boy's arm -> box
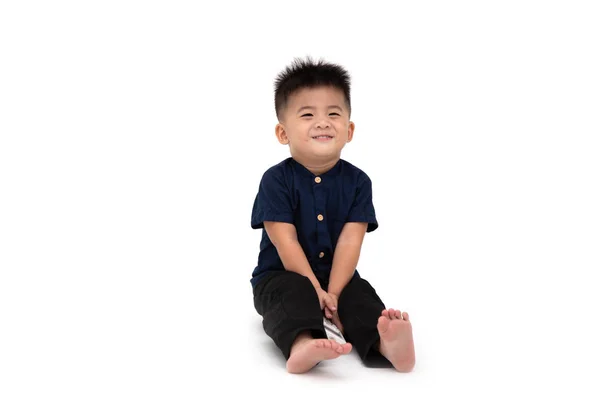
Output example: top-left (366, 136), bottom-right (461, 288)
top-left (327, 222), bottom-right (368, 297)
top-left (264, 221), bottom-right (322, 291)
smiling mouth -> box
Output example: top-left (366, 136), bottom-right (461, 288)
top-left (312, 135), bottom-right (334, 140)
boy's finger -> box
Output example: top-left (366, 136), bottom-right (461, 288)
top-left (325, 297), bottom-right (337, 311)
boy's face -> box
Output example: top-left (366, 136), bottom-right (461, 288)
top-left (276, 85), bottom-right (355, 164)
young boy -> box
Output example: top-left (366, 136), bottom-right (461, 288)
top-left (250, 57), bottom-right (415, 374)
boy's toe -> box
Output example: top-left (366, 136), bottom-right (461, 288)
top-left (377, 315), bottom-right (390, 334)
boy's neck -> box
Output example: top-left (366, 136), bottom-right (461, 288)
top-left (293, 156), bottom-right (340, 176)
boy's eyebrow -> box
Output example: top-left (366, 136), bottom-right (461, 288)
top-left (297, 105), bottom-right (344, 114)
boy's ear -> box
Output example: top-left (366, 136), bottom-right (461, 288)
top-left (347, 121), bottom-right (355, 142)
top-left (275, 123), bottom-right (290, 144)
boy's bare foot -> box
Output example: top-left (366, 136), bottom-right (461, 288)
top-left (377, 308), bottom-right (416, 372)
top-left (286, 332), bottom-right (352, 374)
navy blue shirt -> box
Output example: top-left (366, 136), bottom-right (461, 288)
top-left (250, 157), bottom-right (378, 288)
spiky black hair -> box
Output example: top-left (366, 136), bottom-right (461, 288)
top-left (274, 56), bottom-right (351, 120)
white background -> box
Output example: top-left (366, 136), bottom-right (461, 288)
top-left (1, 1), bottom-right (599, 398)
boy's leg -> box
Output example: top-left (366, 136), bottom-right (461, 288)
top-left (336, 275), bottom-right (389, 365)
top-left (252, 270), bottom-right (327, 359)
top-left (337, 275), bottom-right (415, 371)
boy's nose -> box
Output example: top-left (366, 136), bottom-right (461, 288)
top-left (315, 119), bottom-right (331, 129)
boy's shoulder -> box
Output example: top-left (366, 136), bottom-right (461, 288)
top-left (336, 159), bottom-right (374, 190)
top-left (257, 157), bottom-right (295, 182)
top-left (262, 157), bottom-right (294, 172)
top-left (338, 158), bottom-right (371, 178)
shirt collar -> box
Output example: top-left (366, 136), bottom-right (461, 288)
top-left (290, 157), bottom-right (342, 179)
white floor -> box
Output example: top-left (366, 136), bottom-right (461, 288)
top-left (209, 263), bottom-right (598, 399)
top-left (3, 266), bottom-right (597, 399)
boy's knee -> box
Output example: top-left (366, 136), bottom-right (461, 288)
top-left (269, 272), bottom-right (322, 314)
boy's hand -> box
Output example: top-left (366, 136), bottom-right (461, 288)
top-left (326, 293), bottom-right (344, 334)
top-left (324, 292), bottom-right (338, 319)
top-left (315, 287), bottom-right (337, 318)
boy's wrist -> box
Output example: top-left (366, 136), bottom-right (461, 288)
top-left (309, 277), bottom-right (323, 292)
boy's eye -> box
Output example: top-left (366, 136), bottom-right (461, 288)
top-left (329, 113), bottom-right (340, 116)
top-left (301, 113), bottom-right (313, 117)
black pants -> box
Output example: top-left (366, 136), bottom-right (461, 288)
top-left (253, 270), bottom-right (391, 366)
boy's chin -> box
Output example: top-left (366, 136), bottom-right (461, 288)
top-left (312, 144), bottom-right (341, 154)
top-left (293, 147), bottom-right (342, 161)
top-left (312, 150), bottom-right (342, 160)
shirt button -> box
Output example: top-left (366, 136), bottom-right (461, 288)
top-left (315, 177), bottom-right (322, 183)
top-left (317, 214), bottom-right (324, 221)
top-left (319, 252), bottom-right (325, 258)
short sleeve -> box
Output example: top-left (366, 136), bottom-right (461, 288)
top-left (346, 173), bottom-right (378, 232)
top-left (251, 168), bottom-right (294, 229)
